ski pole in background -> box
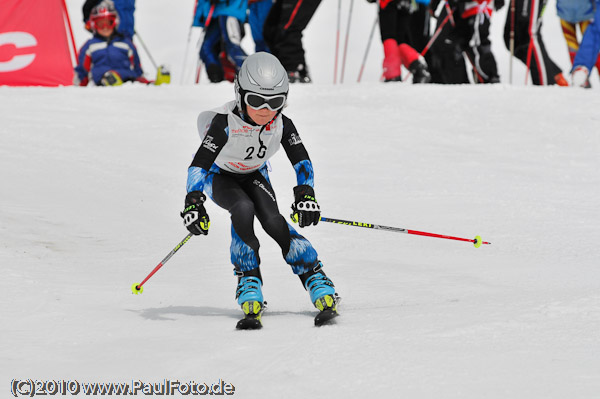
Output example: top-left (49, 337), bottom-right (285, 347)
top-left (421, 3), bottom-right (453, 58)
top-left (404, 2), bottom-right (453, 82)
top-left (340, 0), bottom-right (354, 83)
top-left (357, 13), bottom-right (378, 83)
top-left (334, 0), bottom-right (341, 84)
top-left (509, 0), bottom-right (515, 84)
top-left (134, 31), bottom-right (158, 71)
top-left (195, 3), bottom-right (216, 84)
top-left (181, 0), bottom-right (200, 83)
top-left (320, 217), bottom-right (491, 248)
top-left (131, 233), bottom-right (194, 294)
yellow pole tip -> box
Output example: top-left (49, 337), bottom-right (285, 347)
top-left (473, 235), bottom-right (482, 248)
top-left (131, 283), bottom-right (143, 295)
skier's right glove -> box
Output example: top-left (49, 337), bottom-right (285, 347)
top-left (181, 191), bottom-right (210, 235)
top-left (291, 185), bottom-right (321, 228)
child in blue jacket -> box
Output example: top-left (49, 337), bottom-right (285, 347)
top-left (74, 2), bottom-right (145, 86)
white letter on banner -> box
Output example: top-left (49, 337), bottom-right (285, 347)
top-left (0, 32), bottom-right (37, 72)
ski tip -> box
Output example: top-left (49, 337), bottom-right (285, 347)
top-left (131, 283), bottom-right (143, 295)
top-left (236, 317), bottom-right (263, 330)
top-left (314, 309), bottom-right (339, 327)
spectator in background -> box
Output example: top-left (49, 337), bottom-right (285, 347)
top-left (248, 0), bottom-right (274, 53)
top-left (504, 0), bottom-right (568, 86)
top-left (194, 0), bottom-right (248, 83)
top-left (429, 0), bottom-right (501, 84)
top-left (557, 0), bottom-right (599, 77)
top-left (571, 0), bottom-right (600, 87)
top-left (366, 0), bottom-right (432, 83)
top-left (263, 0), bottom-right (321, 83)
top-left (83, 0), bottom-right (135, 39)
top-left (74, 2), bottom-right (146, 86)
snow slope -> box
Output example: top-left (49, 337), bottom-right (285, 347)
top-left (2, 1), bottom-right (600, 398)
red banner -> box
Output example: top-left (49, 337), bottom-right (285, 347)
top-left (0, 0), bottom-right (74, 86)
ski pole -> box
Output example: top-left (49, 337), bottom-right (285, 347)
top-left (181, 0), bottom-right (200, 84)
top-left (357, 13), bottom-right (378, 83)
top-left (421, 6), bottom-right (453, 57)
top-left (404, 5), bottom-right (453, 82)
top-left (509, 0), bottom-right (515, 84)
top-left (334, 0), bottom-right (341, 84)
top-left (195, 4), bottom-right (216, 84)
top-left (134, 31), bottom-right (158, 71)
top-left (131, 233), bottom-right (194, 294)
top-left (340, 0), bottom-right (354, 84)
top-left (320, 217), bottom-right (491, 248)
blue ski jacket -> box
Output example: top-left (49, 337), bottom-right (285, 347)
top-left (557, 0), bottom-right (595, 23)
top-left (74, 34), bottom-right (143, 85)
top-left (192, 0), bottom-right (248, 27)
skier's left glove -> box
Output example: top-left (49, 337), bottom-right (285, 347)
top-left (494, 0), bottom-right (505, 10)
top-left (291, 185), bottom-right (320, 228)
top-left (181, 191), bottom-right (210, 235)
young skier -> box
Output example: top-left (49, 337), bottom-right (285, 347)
top-left (181, 52), bottom-right (338, 329)
top-left (74, 2), bottom-right (146, 86)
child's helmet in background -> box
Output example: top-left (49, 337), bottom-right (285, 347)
top-left (90, 1), bottom-right (120, 32)
top-left (235, 52), bottom-right (289, 112)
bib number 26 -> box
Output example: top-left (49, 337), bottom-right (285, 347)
top-left (244, 145), bottom-right (267, 160)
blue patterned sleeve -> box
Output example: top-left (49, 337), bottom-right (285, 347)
top-left (187, 166), bottom-right (208, 193)
top-left (293, 160), bottom-right (314, 188)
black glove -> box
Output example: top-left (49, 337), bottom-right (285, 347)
top-left (494, 0), bottom-right (504, 10)
top-left (181, 191), bottom-right (210, 235)
top-left (290, 185), bottom-right (320, 228)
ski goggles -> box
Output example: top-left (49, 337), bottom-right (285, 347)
top-left (244, 92), bottom-right (286, 111)
top-left (92, 16), bottom-right (117, 30)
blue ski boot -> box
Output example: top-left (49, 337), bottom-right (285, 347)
top-left (235, 268), bottom-right (265, 330)
top-left (299, 262), bottom-right (339, 326)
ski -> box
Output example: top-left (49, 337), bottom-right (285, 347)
top-left (236, 301), bottom-right (265, 330)
top-left (314, 308), bottom-right (339, 326)
top-left (314, 294), bottom-right (341, 327)
top-left (236, 314), bottom-right (262, 330)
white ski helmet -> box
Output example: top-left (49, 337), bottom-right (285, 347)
top-left (235, 52), bottom-right (289, 112)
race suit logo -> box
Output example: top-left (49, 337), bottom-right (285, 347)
top-left (253, 180), bottom-right (276, 202)
top-left (202, 135), bottom-right (219, 153)
top-left (288, 132), bottom-right (302, 146)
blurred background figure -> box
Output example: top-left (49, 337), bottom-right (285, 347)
top-left (248, 0), bottom-right (274, 52)
top-left (504, 0), bottom-right (568, 85)
top-left (570, 0), bottom-right (600, 87)
top-left (557, 0), bottom-right (599, 81)
top-left (194, 0), bottom-right (249, 83)
top-left (74, 1), bottom-right (147, 86)
top-left (366, 0), bottom-right (432, 83)
top-left (83, 0), bottom-right (136, 39)
top-left (263, 0), bottom-right (321, 83)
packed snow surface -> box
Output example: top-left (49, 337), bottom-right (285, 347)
top-left (1, 1), bottom-right (599, 398)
